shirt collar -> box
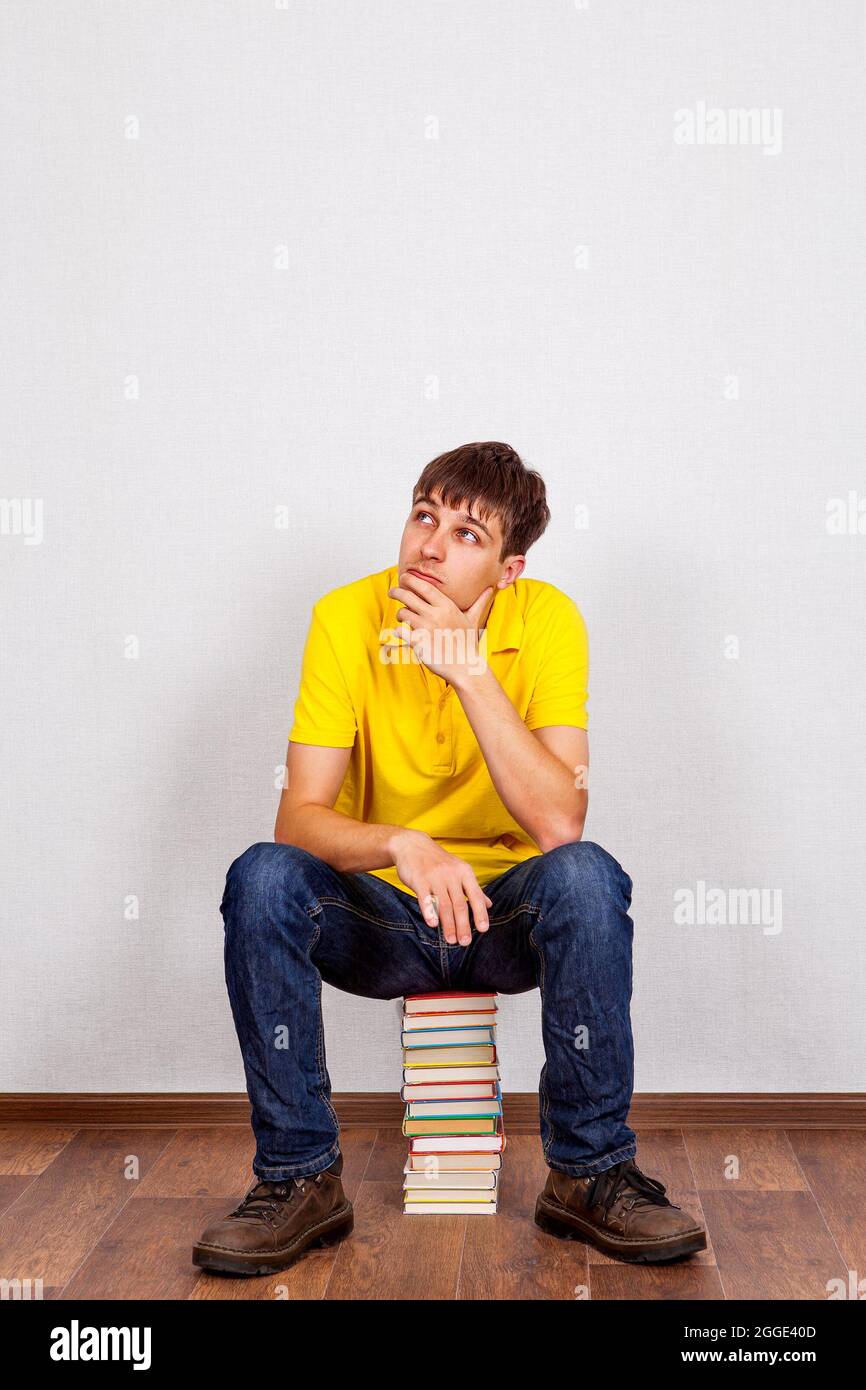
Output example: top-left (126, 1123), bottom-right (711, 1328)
top-left (383, 564), bottom-right (524, 654)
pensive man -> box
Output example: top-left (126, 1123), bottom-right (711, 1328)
top-left (193, 440), bottom-right (707, 1274)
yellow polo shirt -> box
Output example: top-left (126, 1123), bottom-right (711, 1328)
top-left (288, 563), bottom-right (589, 896)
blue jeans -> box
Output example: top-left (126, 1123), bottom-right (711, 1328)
top-left (220, 839), bottom-right (638, 1180)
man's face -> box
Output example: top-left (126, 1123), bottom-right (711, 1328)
top-left (397, 489), bottom-right (525, 616)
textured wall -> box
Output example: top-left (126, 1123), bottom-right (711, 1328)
top-left (2, 0), bottom-right (864, 1095)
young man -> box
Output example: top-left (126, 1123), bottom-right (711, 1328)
top-left (193, 441), bottom-right (707, 1275)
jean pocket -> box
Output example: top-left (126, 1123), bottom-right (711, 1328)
top-left (314, 895), bottom-right (419, 935)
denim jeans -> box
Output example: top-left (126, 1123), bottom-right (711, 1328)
top-left (220, 838), bottom-right (638, 1181)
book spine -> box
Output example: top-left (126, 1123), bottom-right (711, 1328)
top-left (400, 992), bottom-right (503, 1210)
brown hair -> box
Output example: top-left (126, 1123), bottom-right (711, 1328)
top-left (411, 441), bottom-right (550, 561)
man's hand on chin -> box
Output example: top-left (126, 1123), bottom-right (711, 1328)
top-left (385, 571), bottom-right (494, 685)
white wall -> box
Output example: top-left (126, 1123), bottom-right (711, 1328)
top-left (2, 0), bottom-right (864, 1094)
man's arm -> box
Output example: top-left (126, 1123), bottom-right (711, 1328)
top-left (453, 669), bottom-right (588, 851)
top-left (387, 574), bottom-right (590, 854)
top-left (280, 586), bottom-right (494, 942)
top-left (274, 741), bottom-right (405, 873)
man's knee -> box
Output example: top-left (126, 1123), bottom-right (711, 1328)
top-left (541, 839), bottom-right (632, 901)
top-left (223, 841), bottom-right (316, 907)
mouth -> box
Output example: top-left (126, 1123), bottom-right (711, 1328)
top-left (406, 567), bottom-right (444, 586)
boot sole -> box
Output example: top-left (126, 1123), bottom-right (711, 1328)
top-left (534, 1194), bottom-right (706, 1264)
top-left (192, 1202), bottom-right (354, 1277)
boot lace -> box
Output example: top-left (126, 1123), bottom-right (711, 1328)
top-left (231, 1177), bottom-right (308, 1225)
top-left (586, 1160), bottom-right (679, 1217)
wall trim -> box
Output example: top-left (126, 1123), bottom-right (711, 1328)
top-left (1, 1092), bottom-right (864, 1127)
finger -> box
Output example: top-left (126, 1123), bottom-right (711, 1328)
top-left (408, 629), bottom-right (434, 665)
top-left (380, 625), bottom-right (412, 657)
top-left (464, 879), bottom-right (490, 933)
top-left (446, 881), bottom-right (472, 947)
top-left (437, 885), bottom-right (458, 945)
top-left (464, 585), bottom-right (494, 626)
top-left (389, 584), bottom-right (429, 616)
top-left (419, 890), bottom-right (439, 930)
top-left (395, 611), bottom-right (421, 632)
top-left (396, 573), bottom-right (443, 601)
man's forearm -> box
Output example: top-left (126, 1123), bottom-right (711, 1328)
top-left (454, 665), bottom-right (585, 849)
top-left (275, 803), bottom-right (408, 875)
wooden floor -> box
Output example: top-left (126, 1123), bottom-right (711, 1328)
top-left (0, 1124), bottom-right (862, 1300)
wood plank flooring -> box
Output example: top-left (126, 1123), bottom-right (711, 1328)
top-left (0, 1124), bottom-right (861, 1300)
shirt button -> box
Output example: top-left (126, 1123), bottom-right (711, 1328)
top-left (436, 733), bottom-right (445, 743)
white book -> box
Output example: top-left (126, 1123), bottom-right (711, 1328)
top-left (405, 1152), bottom-right (502, 1172)
top-left (402, 1027), bottom-right (496, 1048)
top-left (406, 1098), bottom-right (501, 1118)
top-left (403, 1045), bottom-right (495, 1066)
top-left (404, 1187), bottom-right (496, 1201)
top-left (402, 1010), bottom-right (497, 1031)
top-left (404, 1201), bottom-right (498, 1215)
top-left (403, 1170), bottom-right (498, 1190)
top-left (404, 993), bottom-right (496, 1015)
top-left (402, 1081), bottom-right (496, 1101)
top-left (409, 1133), bottom-right (503, 1153)
top-left (403, 1065), bottom-right (500, 1084)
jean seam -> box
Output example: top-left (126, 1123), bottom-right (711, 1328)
top-left (314, 895), bottom-right (418, 933)
top-left (309, 919), bottom-right (341, 1143)
top-left (528, 911), bottom-right (552, 1162)
top-left (439, 926), bottom-right (449, 984)
top-left (487, 902), bottom-right (540, 926)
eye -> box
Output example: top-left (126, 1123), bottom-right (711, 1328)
top-left (412, 510), bottom-right (479, 543)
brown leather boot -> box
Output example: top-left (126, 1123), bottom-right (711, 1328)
top-left (192, 1152), bottom-right (353, 1276)
top-left (535, 1157), bottom-right (706, 1264)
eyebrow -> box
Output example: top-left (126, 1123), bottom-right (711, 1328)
top-left (412, 494), bottom-right (494, 541)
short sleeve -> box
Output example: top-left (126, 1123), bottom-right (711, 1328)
top-left (288, 603), bottom-right (358, 748)
top-left (524, 595), bottom-right (589, 731)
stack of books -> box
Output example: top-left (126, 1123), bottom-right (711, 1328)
top-left (401, 990), bottom-right (505, 1214)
